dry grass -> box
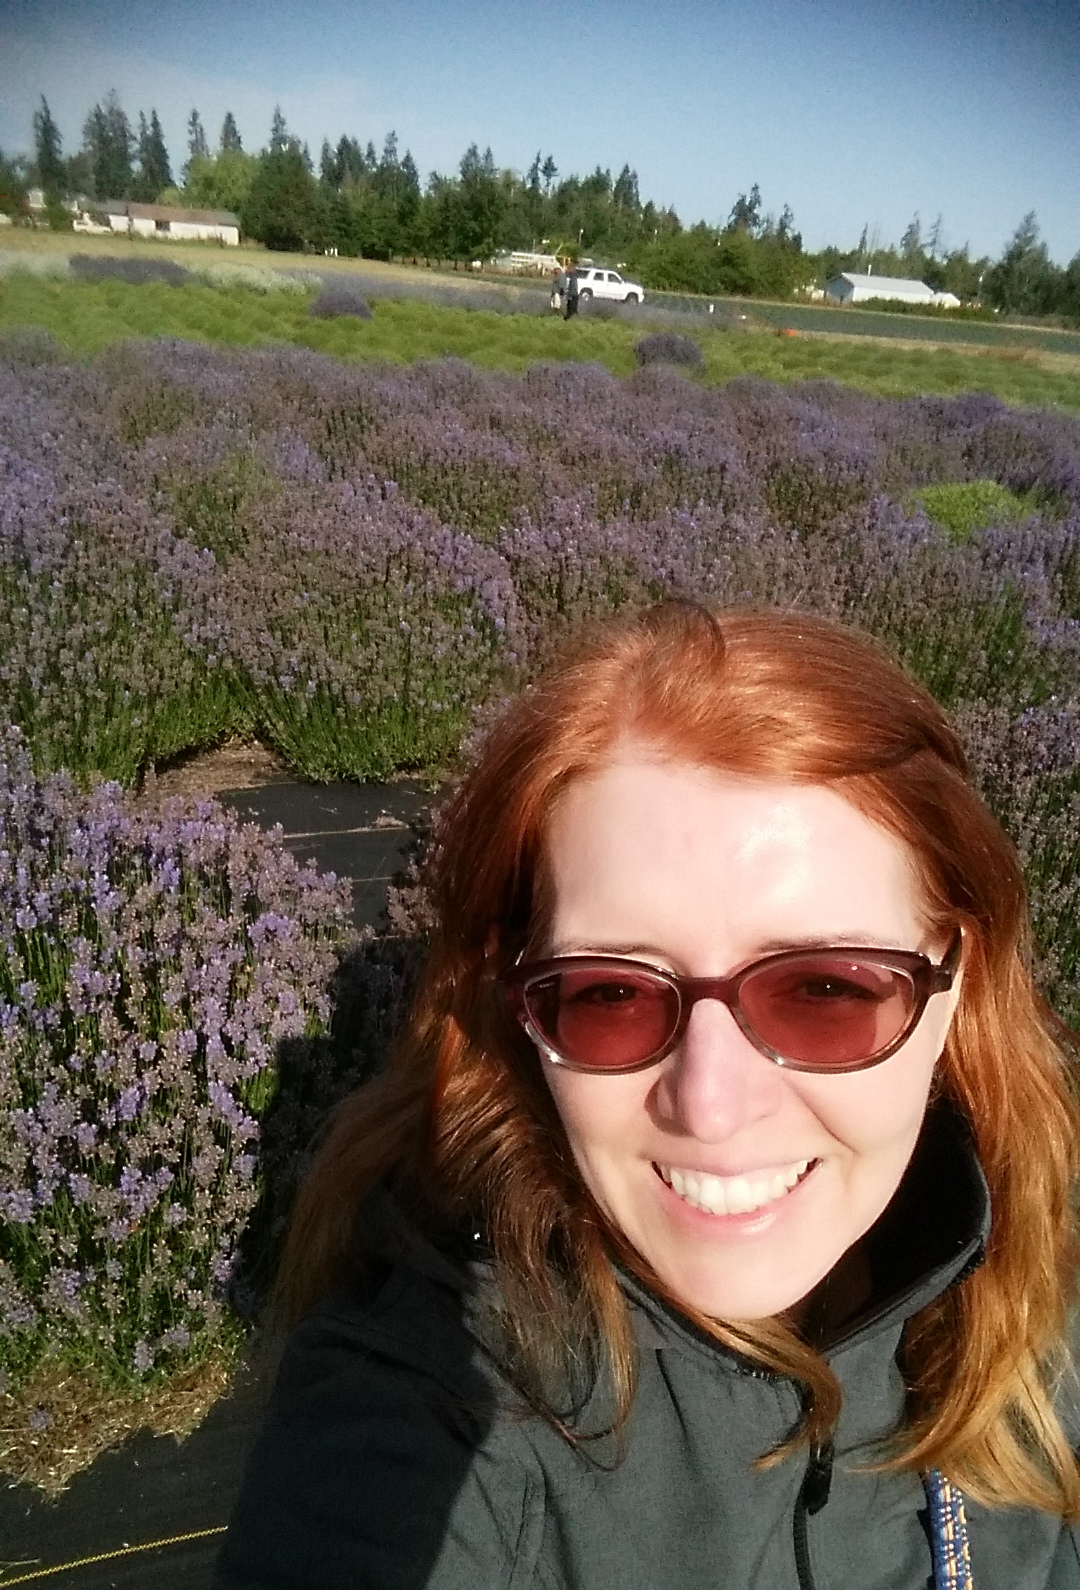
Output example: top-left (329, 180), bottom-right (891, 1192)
top-left (0, 1352), bottom-right (237, 1496)
top-left (143, 736), bottom-right (292, 798)
top-left (0, 228), bottom-right (505, 294)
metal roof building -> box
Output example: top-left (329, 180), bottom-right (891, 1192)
top-left (75, 200), bottom-right (240, 245)
top-left (825, 273), bottom-right (960, 308)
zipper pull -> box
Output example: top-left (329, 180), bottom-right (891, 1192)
top-left (801, 1439), bottom-right (834, 1516)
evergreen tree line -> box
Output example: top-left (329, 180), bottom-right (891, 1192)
top-left (4, 93), bottom-right (1079, 318)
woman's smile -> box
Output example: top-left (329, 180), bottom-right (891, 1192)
top-left (656, 1157), bottom-right (814, 1217)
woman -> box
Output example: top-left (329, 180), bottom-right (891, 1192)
top-left (218, 603), bottom-right (1080, 1590)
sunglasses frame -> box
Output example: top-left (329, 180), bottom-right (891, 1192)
top-left (501, 931), bottom-right (963, 1076)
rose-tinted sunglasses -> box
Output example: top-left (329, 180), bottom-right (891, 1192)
top-left (501, 933), bottom-right (962, 1075)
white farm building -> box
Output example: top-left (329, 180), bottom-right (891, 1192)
top-left (489, 250), bottom-right (563, 275)
top-left (74, 201), bottom-right (240, 246)
top-left (825, 273), bottom-right (961, 309)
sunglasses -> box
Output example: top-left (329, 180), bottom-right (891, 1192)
top-left (501, 932), bottom-right (962, 1075)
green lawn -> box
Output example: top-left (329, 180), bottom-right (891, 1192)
top-left (2, 270), bottom-right (1079, 412)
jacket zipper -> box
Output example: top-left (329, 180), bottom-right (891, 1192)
top-left (793, 1439), bottom-right (834, 1590)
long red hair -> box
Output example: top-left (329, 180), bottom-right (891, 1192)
top-left (280, 603), bottom-right (1080, 1513)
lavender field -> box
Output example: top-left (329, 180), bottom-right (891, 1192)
top-left (2, 331), bottom-right (1080, 1470)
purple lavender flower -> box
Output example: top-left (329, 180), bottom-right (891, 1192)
top-left (0, 729), bottom-right (349, 1390)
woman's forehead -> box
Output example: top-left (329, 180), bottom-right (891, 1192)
top-left (540, 756), bottom-right (932, 957)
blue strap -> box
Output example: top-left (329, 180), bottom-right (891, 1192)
top-left (925, 1469), bottom-right (975, 1588)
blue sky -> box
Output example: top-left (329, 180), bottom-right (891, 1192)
top-left (1, 0), bottom-right (1077, 265)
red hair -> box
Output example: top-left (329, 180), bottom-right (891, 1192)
top-left (280, 603), bottom-right (1080, 1513)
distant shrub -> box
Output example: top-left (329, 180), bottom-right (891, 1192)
top-left (196, 263), bottom-right (315, 294)
top-left (633, 331), bottom-right (704, 369)
top-left (69, 254), bottom-right (193, 288)
top-left (853, 297), bottom-right (993, 321)
top-left (0, 722), bottom-right (350, 1396)
top-left (0, 252), bottom-right (68, 280)
top-left (308, 284), bottom-right (373, 321)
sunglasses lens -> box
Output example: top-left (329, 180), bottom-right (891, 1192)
top-left (739, 954), bottom-right (916, 1067)
top-left (524, 966), bottom-right (678, 1070)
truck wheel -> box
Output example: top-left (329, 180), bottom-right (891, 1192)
top-left (578, 288), bottom-right (592, 301)
top-left (624, 293), bottom-right (639, 304)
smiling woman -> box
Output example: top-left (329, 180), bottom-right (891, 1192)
top-left (217, 603), bottom-right (1080, 1590)
top-left (530, 762), bottom-right (964, 1326)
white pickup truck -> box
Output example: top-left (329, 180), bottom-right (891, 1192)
top-left (571, 266), bottom-right (645, 304)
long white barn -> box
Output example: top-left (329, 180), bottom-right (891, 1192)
top-left (74, 201), bottom-right (240, 246)
top-left (825, 272), bottom-right (961, 309)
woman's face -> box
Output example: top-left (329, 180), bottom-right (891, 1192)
top-left (537, 753), bottom-right (962, 1321)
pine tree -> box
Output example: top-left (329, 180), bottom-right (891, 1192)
top-left (135, 109), bottom-right (172, 200)
top-left (927, 214), bottom-right (944, 260)
top-left (900, 213), bottom-right (922, 262)
top-left (182, 109), bottom-right (208, 186)
top-left (373, 132), bottom-right (401, 200)
top-left (983, 212), bottom-right (1059, 315)
top-left (269, 106), bottom-right (289, 154)
top-left (135, 112), bottom-right (152, 200)
top-left (33, 97), bottom-right (65, 197)
top-left (187, 109), bottom-right (209, 162)
top-left (727, 184), bottom-right (762, 236)
top-left (336, 136), bottom-right (366, 185)
top-left (242, 139), bottom-right (319, 251)
top-left (83, 91), bottom-right (134, 199)
top-left (400, 151), bottom-right (420, 197)
top-left (149, 111), bottom-right (172, 191)
top-left (613, 165), bottom-right (639, 212)
top-left (220, 112), bottom-right (242, 153)
top-left (455, 143), bottom-right (504, 261)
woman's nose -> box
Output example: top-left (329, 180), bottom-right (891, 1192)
top-left (654, 998), bottom-right (785, 1140)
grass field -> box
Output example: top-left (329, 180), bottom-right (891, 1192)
top-left (2, 257), bottom-right (1080, 412)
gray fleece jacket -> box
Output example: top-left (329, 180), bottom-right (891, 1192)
top-left (216, 1104), bottom-right (1080, 1590)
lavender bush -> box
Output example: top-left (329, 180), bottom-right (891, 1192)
top-left (634, 331), bottom-right (705, 370)
top-left (68, 254), bottom-right (194, 289)
top-left (0, 724), bottom-right (350, 1394)
top-left (309, 284), bottom-right (373, 320)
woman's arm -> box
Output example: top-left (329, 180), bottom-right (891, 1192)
top-left (215, 1285), bottom-right (539, 1590)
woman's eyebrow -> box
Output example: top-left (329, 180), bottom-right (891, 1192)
top-left (752, 933), bottom-right (916, 954)
top-left (545, 933), bottom-right (927, 962)
top-left (545, 940), bottom-right (668, 959)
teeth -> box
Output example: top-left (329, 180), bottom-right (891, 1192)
top-left (662, 1159), bottom-right (810, 1216)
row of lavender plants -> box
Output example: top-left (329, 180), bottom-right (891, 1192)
top-left (3, 336), bottom-right (1079, 776)
top-left (0, 723), bottom-right (351, 1405)
top-left (1, 329), bottom-right (1079, 1416)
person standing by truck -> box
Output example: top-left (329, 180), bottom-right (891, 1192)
top-left (564, 263), bottom-right (579, 319)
